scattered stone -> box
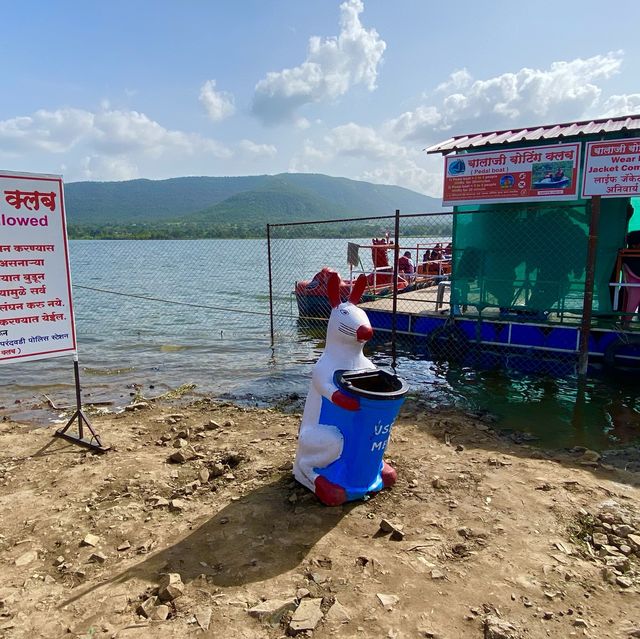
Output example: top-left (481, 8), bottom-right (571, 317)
top-left (222, 419), bottom-right (235, 428)
top-left (432, 477), bottom-right (448, 490)
top-left (158, 573), bottom-right (185, 602)
top-left (81, 533), bottom-right (100, 547)
top-left (205, 420), bottom-right (220, 430)
top-left (169, 450), bottom-right (188, 464)
top-left (379, 519), bottom-right (404, 540)
top-left (616, 575), bottom-right (633, 588)
top-left (248, 598), bottom-right (296, 625)
top-left (169, 499), bottom-right (185, 513)
top-left (289, 598), bottom-right (324, 633)
top-left (430, 569), bottom-right (445, 580)
top-left (573, 619), bottom-right (588, 628)
top-left (199, 468), bottom-right (210, 483)
top-left (627, 533), bottom-right (640, 548)
top-left (117, 541), bottom-right (131, 552)
top-left (613, 524), bottom-right (634, 538)
top-left (210, 463), bottom-right (226, 477)
top-left (137, 596), bottom-right (158, 618)
top-left (484, 615), bottom-right (519, 639)
top-left (619, 544), bottom-right (633, 555)
top-left (151, 605), bottom-right (170, 621)
top-left (173, 438), bottom-right (188, 449)
top-left (325, 599), bottom-right (351, 625)
top-left (376, 593), bottom-right (399, 610)
top-left (543, 611), bottom-right (554, 620)
top-left (54, 555), bottom-right (65, 566)
top-left (195, 606), bottom-right (212, 630)
top-left (125, 401), bottom-right (150, 411)
top-left (89, 552), bottom-right (107, 563)
top-left (15, 550), bottom-right (37, 566)
top-left (592, 532), bottom-right (608, 547)
top-left (153, 497), bottom-right (170, 508)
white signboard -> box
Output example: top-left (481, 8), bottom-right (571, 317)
top-left (582, 138), bottom-right (640, 198)
top-left (0, 171), bottom-right (76, 363)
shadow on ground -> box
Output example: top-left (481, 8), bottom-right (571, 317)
top-left (62, 475), bottom-right (351, 607)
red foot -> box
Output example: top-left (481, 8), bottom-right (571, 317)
top-left (314, 475), bottom-right (347, 506)
top-left (381, 462), bottom-right (397, 488)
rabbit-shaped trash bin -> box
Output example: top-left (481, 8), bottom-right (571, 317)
top-left (293, 272), bottom-right (408, 506)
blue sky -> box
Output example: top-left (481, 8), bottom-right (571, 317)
top-left (2, 0), bottom-right (639, 196)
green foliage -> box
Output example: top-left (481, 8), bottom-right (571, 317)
top-left (64, 173), bottom-right (445, 239)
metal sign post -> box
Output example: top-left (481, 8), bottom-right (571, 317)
top-left (54, 355), bottom-right (110, 453)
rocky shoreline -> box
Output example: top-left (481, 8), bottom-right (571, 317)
top-left (0, 394), bottom-right (638, 638)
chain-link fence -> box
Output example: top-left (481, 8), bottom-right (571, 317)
top-left (268, 210), bottom-right (640, 380)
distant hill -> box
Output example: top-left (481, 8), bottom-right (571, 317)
top-left (65, 173), bottom-right (443, 227)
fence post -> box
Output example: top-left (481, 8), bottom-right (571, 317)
top-left (266, 223), bottom-right (275, 345)
top-left (391, 209), bottom-right (400, 369)
top-left (578, 195), bottom-right (601, 377)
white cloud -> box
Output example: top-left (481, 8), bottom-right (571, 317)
top-left (0, 106), bottom-right (232, 181)
top-left (238, 139), bottom-right (277, 158)
top-left (0, 107), bottom-right (231, 158)
top-left (325, 122), bottom-right (407, 161)
top-left (391, 51), bottom-right (629, 143)
top-left (252, 0), bottom-right (385, 125)
top-left (599, 93), bottom-right (640, 118)
top-left (199, 79), bottom-right (236, 122)
top-left (80, 155), bottom-right (139, 181)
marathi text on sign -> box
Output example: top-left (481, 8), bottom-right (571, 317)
top-left (442, 143), bottom-right (581, 206)
top-left (582, 138), bottom-right (640, 198)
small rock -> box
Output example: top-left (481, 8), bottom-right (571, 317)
top-left (325, 599), bottom-right (351, 625)
top-left (151, 605), bottom-right (170, 621)
top-left (169, 499), bottom-right (185, 513)
top-left (89, 552), bottom-right (107, 563)
top-left (248, 598), bottom-right (296, 625)
top-left (432, 477), bottom-right (448, 489)
top-left (158, 573), bottom-right (185, 602)
top-left (484, 614), bottom-right (518, 639)
top-left (153, 497), bottom-right (170, 508)
top-left (173, 438), bottom-right (188, 449)
top-left (379, 519), bottom-right (404, 540)
top-left (210, 462), bottom-right (226, 477)
top-left (125, 401), bottom-right (150, 411)
top-left (54, 555), bottom-right (65, 566)
top-left (592, 532), bottom-right (608, 547)
top-left (430, 569), bottom-right (445, 580)
top-left (580, 449), bottom-right (600, 462)
top-left (543, 611), bottom-right (554, 620)
top-left (613, 524), bottom-right (634, 538)
top-left (199, 469), bottom-right (210, 483)
top-left (289, 598), bottom-right (324, 632)
top-left (223, 419), bottom-right (235, 428)
top-left (195, 606), bottom-right (212, 630)
top-left (296, 588), bottom-right (310, 600)
top-left (137, 596), bottom-right (158, 618)
top-left (205, 420), bottom-right (220, 430)
top-left (616, 575), bottom-right (633, 588)
top-left (376, 593), bottom-right (399, 610)
top-left (15, 550), bottom-right (38, 566)
top-left (619, 544), bottom-right (633, 555)
top-left (117, 541), bottom-right (131, 551)
top-left (573, 619), bottom-right (588, 628)
top-left (81, 533), bottom-right (100, 547)
top-left (627, 533), bottom-right (640, 548)
top-left (169, 450), bottom-right (188, 464)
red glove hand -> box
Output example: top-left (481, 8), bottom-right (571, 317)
top-left (331, 390), bottom-right (359, 411)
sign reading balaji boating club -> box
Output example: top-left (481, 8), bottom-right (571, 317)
top-left (442, 143), bottom-right (581, 206)
top-left (582, 137), bottom-right (640, 198)
top-left (0, 171), bottom-right (76, 363)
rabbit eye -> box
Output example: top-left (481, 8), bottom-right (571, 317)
top-left (339, 309), bottom-right (349, 315)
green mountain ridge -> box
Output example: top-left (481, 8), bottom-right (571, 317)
top-left (64, 173), bottom-right (446, 238)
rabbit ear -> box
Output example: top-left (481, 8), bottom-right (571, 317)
top-left (349, 274), bottom-right (368, 305)
top-left (327, 271), bottom-right (341, 308)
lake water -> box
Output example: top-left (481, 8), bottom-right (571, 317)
top-left (1, 238), bottom-right (638, 450)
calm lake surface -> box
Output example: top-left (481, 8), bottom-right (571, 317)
top-left (1, 238), bottom-right (638, 450)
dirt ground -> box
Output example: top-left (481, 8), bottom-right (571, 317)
top-left (0, 394), bottom-right (638, 639)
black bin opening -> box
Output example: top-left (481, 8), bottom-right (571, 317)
top-left (335, 369), bottom-right (408, 400)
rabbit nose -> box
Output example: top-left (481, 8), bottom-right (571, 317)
top-left (356, 325), bottom-right (373, 341)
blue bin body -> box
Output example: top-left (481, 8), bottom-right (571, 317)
top-left (314, 369), bottom-right (407, 501)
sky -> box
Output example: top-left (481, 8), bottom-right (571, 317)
top-left (2, 0), bottom-right (639, 197)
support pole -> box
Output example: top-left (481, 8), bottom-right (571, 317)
top-left (54, 355), bottom-right (110, 453)
top-left (578, 195), bottom-right (601, 377)
top-left (266, 223), bottom-right (275, 345)
top-left (391, 209), bottom-right (400, 370)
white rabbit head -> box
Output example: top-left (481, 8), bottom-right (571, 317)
top-left (326, 272), bottom-right (373, 347)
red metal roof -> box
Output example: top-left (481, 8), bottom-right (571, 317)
top-left (425, 114), bottom-right (640, 154)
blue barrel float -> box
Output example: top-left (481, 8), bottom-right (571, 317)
top-left (315, 368), bottom-right (408, 502)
